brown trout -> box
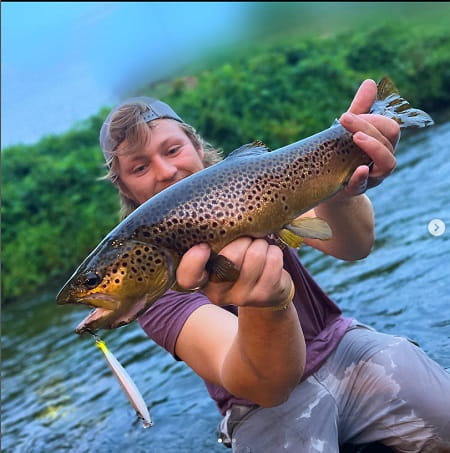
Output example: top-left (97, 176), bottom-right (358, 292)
top-left (56, 77), bottom-right (433, 333)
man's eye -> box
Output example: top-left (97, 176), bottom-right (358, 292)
top-left (132, 165), bottom-right (147, 174)
top-left (168, 146), bottom-right (180, 155)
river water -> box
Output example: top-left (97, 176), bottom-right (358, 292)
top-left (2, 121), bottom-right (449, 453)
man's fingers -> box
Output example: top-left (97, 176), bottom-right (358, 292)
top-left (202, 239), bottom-right (290, 308)
top-left (216, 237), bottom-right (253, 270)
top-left (353, 132), bottom-right (396, 178)
top-left (340, 113), bottom-right (394, 153)
top-left (354, 114), bottom-right (401, 150)
top-left (347, 79), bottom-right (377, 115)
top-left (176, 243), bottom-right (211, 290)
top-left (344, 166), bottom-right (370, 196)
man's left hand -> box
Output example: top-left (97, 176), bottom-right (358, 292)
top-left (339, 79), bottom-right (401, 196)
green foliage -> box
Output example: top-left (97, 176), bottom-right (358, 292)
top-left (2, 116), bottom-right (119, 302)
top-left (144, 23), bottom-right (450, 153)
top-left (2, 21), bottom-right (450, 303)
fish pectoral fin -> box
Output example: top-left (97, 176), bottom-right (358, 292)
top-left (279, 229), bottom-right (304, 249)
top-left (143, 252), bottom-right (177, 302)
top-left (206, 253), bottom-right (240, 283)
top-left (287, 217), bottom-right (333, 241)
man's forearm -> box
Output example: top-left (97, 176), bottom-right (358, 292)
top-left (306, 193), bottom-right (375, 261)
top-left (221, 303), bottom-right (305, 407)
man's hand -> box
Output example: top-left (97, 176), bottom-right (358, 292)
top-left (176, 238), bottom-right (293, 309)
top-left (339, 79), bottom-right (400, 196)
top-left (174, 239), bottom-right (304, 407)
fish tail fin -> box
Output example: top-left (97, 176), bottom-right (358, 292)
top-left (370, 76), bottom-right (434, 128)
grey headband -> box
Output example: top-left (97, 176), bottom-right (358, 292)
top-left (99, 96), bottom-right (183, 164)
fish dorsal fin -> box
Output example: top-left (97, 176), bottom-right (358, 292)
top-left (226, 140), bottom-right (271, 160)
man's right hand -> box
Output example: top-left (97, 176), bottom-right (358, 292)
top-left (176, 238), bottom-right (293, 309)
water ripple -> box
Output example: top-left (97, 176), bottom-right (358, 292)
top-left (2, 122), bottom-right (449, 452)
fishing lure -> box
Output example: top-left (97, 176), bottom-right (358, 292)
top-left (92, 333), bottom-right (153, 428)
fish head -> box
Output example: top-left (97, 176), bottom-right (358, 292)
top-left (56, 238), bottom-right (178, 331)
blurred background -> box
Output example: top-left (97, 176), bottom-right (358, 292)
top-left (3, 2), bottom-right (450, 148)
top-left (2, 2), bottom-right (450, 452)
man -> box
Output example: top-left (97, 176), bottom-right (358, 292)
top-left (99, 80), bottom-right (450, 452)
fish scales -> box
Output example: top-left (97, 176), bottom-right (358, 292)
top-left (118, 124), bottom-right (362, 254)
top-left (56, 77), bottom-right (434, 333)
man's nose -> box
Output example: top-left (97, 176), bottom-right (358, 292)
top-left (154, 157), bottom-right (177, 181)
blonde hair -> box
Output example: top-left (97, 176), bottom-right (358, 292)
top-left (101, 103), bottom-right (222, 218)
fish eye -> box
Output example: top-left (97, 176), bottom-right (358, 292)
top-left (84, 272), bottom-right (102, 289)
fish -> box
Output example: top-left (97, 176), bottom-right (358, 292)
top-left (95, 336), bottom-right (153, 428)
top-left (56, 76), bottom-right (434, 333)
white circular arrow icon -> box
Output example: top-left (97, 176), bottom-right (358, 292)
top-left (428, 219), bottom-right (446, 237)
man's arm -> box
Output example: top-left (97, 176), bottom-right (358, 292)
top-left (304, 79), bottom-right (400, 260)
top-left (172, 80), bottom-right (401, 406)
top-left (174, 239), bottom-right (306, 407)
top-left (302, 193), bottom-right (375, 260)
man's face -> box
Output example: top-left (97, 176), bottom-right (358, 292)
top-left (117, 119), bottom-right (205, 205)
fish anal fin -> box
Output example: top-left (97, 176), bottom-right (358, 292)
top-left (287, 217), bottom-right (332, 240)
top-left (206, 253), bottom-right (240, 283)
top-left (279, 229), bottom-right (304, 249)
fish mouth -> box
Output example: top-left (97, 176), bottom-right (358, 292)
top-left (75, 293), bottom-right (120, 311)
top-left (75, 308), bottom-right (114, 334)
top-left (75, 297), bottom-right (150, 334)
top-left (58, 291), bottom-right (119, 311)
